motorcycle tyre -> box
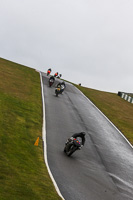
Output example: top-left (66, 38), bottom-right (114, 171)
top-left (56, 92), bottom-right (58, 97)
top-left (66, 145), bottom-right (78, 156)
top-left (64, 146), bottom-right (66, 152)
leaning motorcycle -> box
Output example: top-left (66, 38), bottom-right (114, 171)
top-left (64, 138), bottom-right (81, 156)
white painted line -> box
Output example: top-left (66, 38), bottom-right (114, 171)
top-left (39, 72), bottom-right (65, 200)
top-left (74, 85), bottom-right (133, 149)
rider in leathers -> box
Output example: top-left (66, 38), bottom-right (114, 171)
top-left (49, 76), bottom-right (55, 81)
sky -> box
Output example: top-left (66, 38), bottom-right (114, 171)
top-left (0, 0), bottom-right (133, 93)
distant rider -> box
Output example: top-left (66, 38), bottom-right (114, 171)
top-left (47, 68), bottom-right (52, 76)
top-left (57, 74), bottom-right (62, 78)
top-left (54, 72), bottom-right (58, 77)
top-left (56, 81), bottom-right (66, 93)
top-left (56, 82), bottom-right (61, 88)
top-left (49, 75), bottom-right (55, 82)
top-left (56, 81), bottom-right (66, 88)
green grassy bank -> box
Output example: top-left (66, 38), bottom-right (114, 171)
top-left (75, 84), bottom-right (133, 145)
top-left (0, 58), bottom-right (61, 200)
top-left (0, 57), bottom-right (133, 200)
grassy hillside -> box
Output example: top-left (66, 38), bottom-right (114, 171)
top-left (0, 58), bottom-right (61, 200)
top-left (0, 57), bottom-right (133, 200)
top-left (75, 84), bottom-right (133, 145)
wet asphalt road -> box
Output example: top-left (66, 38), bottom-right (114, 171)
top-left (42, 73), bottom-right (133, 200)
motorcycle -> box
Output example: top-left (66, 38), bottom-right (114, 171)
top-left (54, 72), bottom-right (58, 77)
top-left (64, 138), bottom-right (81, 156)
top-left (49, 79), bottom-right (54, 87)
top-left (55, 87), bottom-right (61, 97)
top-left (47, 70), bottom-right (51, 76)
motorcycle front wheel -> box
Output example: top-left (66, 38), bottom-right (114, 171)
top-left (55, 90), bottom-right (58, 97)
top-left (64, 146), bottom-right (66, 152)
top-left (56, 92), bottom-right (58, 97)
top-left (66, 145), bottom-right (77, 156)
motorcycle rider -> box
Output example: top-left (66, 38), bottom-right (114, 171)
top-left (56, 82), bottom-right (61, 89)
top-left (49, 75), bottom-right (55, 82)
top-left (57, 74), bottom-right (62, 78)
top-left (54, 72), bottom-right (58, 77)
top-left (49, 75), bottom-right (55, 86)
top-left (65, 132), bottom-right (86, 150)
top-left (47, 68), bottom-right (51, 75)
top-left (56, 81), bottom-right (66, 88)
top-left (56, 81), bottom-right (66, 93)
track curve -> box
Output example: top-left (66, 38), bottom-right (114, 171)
top-left (41, 73), bottom-right (133, 200)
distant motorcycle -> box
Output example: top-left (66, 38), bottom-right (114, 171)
top-left (54, 72), bottom-right (58, 77)
top-left (47, 68), bottom-right (51, 76)
top-left (49, 79), bottom-right (54, 87)
top-left (64, 138), bottom-right (81, 156)
top-left (47, 71), bottom-right (51, 76)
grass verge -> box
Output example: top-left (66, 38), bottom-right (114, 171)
top-left (74, 84), bottom-right (133, 145)
top-left (0, 58), bottom-right (61, 200)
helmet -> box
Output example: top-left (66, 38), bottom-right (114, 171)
top-left (81, 132), bottom-right (86, 136)
top-left (62, 81), bottom-right (65, 85)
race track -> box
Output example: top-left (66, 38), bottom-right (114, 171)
top-left (41, 73), bottom-right (133, 200)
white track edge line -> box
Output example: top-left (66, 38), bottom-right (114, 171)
top-left (73, 85), bottom-right (133, 149)
top-left (39, 72), bottom-right (65, 200)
